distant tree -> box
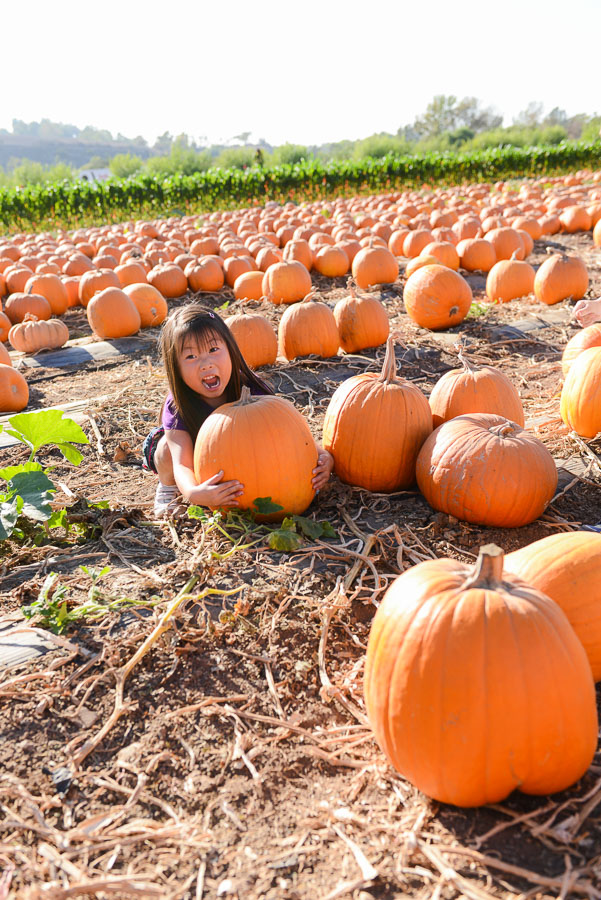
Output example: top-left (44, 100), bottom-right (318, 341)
top-left (269, 143), bottom-right (311, 165)
top-left (79, 125), bottom-right (113, 143)
top-left (80, 155), bottom-right (110, 169)
top-left (214, 147), bottom-right (255, 170)
top-left (7, 159), bottom-right (74, 186)
top-left (153, 132), bottom-right (174, 154)
top-left (413, 95), bottom-right (502, 138)
top-left (455, 97), bottom-right (502, 132)
top-left (513, 102), bottom-right (544, 127)
top-left (232, 132), bottom-right (251, 144)
top-left (354, 134), bottom-right (406, 160)
top-left (110, 153), bottom-right (143, 178)
top-left (581, 117), bottom-right (601, 141)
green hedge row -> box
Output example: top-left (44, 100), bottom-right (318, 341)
top-left (1, 141), bottom-right (600, 232)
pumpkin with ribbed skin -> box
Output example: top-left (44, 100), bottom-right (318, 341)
top-left (364, 543), bottom-right (598, 807)
top-left (562, 323), bottom-right (601, 374)
top-left (147, 262), bottom-right (188, 298)
top-left (428, 351), bottom-right (524, 428)
top-left (505, 531), bottom-right (601, 680)
top-left (351, 244), bottom-right (398, 288)
top-left (534, 253), bottom-right (589, 306)
top-left (8, 314), bottom-right (69, 353)
top-left (403, 265), bottom-right (472, 331)
top-left (560, 346), bottom-right (601, 437)
top-left (323, 337), bottom-right (432, 491)
top-left (262, 260), bottom-right (312, 305)
top-left (0, 363), bottom-right (28, 411)
top-left (456, 238), bottom-right (497, 272)
top-left (333, 283), bottom-right (390, 353)
top-left (225, 312), bottom-right (277, 368)
top-left (193, 387), bottom-right (317, 521)
top-left (122, 283), bottom-right (167, 328)
top-left (86, 287), bottom-right (142, 340)
top-left (5, 292), bottom-right (52, 324)
top-left (416, 413), bottom-right (557, 527)
top-left (485, 253), bottom-right (535, 303)
top-left (278, 292), bottom-right (339, 360)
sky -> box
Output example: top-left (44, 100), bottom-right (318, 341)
top-left (4, 0), bottom-right (601, 148)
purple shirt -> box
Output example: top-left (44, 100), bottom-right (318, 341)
top-left (162, 378), bottom-right (272, 435)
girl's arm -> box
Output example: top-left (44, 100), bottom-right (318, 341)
top-left (573, 298), bottom-right (601, 328)
top-left (312, 442), bottom-right (334, 492)
top-left (165, 429), bottom-right (244, 507)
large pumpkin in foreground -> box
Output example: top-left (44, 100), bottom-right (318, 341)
top-left (428, 352), bottom-right (524, 428)
top-left (364, 544), bottom-right (598, 807)
top-left (193, 387), bottom-right (316, 520)
top-left (323, 337), bottom-right (432, 491)
top-left (416, 413), bottom-right (557, 527)
top-left (560, 346), bottom-right (601, 438)
top-left (505, 531), bottom-right (601, 680)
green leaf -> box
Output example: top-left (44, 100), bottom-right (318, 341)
top-left (188, 505), bottom-right (209, 521)
top-left (7, 409), bottom-right (89, 456)
top-left (55, 443), bottom-right (84, 466)
top-left (252, 497), bottom-right (284, 516)
top-left (268, 528), bottom-right (302, 552)
top-left (0, 493), bottom-right (22, 540)
top-left (46, 508), bottom-right (69, 530)
top-left (320, 521), bottom-right (338, 538)
top-left (9, 468), bottom-right (55, 521)
top-left (0, 462), bottom-right (38, 482)
top-left (292, 515), bottom-right (323, 540)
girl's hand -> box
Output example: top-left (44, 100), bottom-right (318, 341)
top-left (312, 449), bottom-right (334, 492)
top-left (573, 298), bottom-right (601, 328)
top-left (187, 470), bottom-right (244, 508)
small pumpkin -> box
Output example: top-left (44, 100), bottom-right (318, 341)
top-left (5, 292), bottom-right (52, 324)
top-left (147, 262), bottom-right (188, 298)
top-left (278, 292), bottom-right (339, 360)
top-left (185, 257), bottom-right (225, 293)
top-left (312, 245), bottom-right (350, 278)
top-left (0, 310), bottom-right (12, 341)
top-left (485, 226), bottom-right (525, 261)
top-left (8, 314), bottom-right (69, 354)
top-left (333, 281), bottom-right (390, 353)
top-left (403, 265), bottom-right (472, 331)
top-left (79, 268), bottom-right (122, 308)
top-left (415, 413), bottom-right (557, 527)
top-left (193, 386), bottom-right (317, 520)
top-left (428, 349), bottom-right (524, 428)
top-left (0, 362), bottom-right (28, 412)
top-left (364, 543), bottom-right (597, 807)
top-left (560, 345), bottom-right (601, 437)
top-left (351, 243), bottom-right (398, 288)
top-left (225, 312), bottom-right (278, 368)
top-left (233, 270), bottom-right (264, 301)
top-left (456, 238), bottom-right (496, 272)
top-left (24, 273), bottom-right (68, 316)
top-left (504, 531), bottom-right (601, 680)
top-left (323, 336), bottom-right (432, 491)
top-left (534, 252), bottom-right (589, 306)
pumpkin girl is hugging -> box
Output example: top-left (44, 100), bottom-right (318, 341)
top-left (142, 304), bottom-right (334, 516)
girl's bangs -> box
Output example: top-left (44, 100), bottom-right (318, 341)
top-left (175, 320), bottom-right (222, 354)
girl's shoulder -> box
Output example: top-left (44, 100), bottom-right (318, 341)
top-left (162, 393), bottom-right (188, 432)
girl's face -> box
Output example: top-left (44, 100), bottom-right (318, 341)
top-left (177, 331), bottom-right (233, 408)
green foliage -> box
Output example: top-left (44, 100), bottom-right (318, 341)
top-left (214, 147), bottom-right (256, 170)
top-left (1, 139), bottom-right (601, 232)
top-left (269, 143), bottom-right (312, 166)
top-left (582, 118), bottom-right (601, 142)
top-left (0, 409), bottom-right (89, 540)
top-left (21, 566), bottom-right (158, 633)
top-left (110, 153), bottom-right (144, 178)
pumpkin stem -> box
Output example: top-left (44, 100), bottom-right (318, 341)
top-left (489, 420), bottom-right (517, 438)
top-left (301, 291), bottom-right (317, 304)
top-left (238, 385), bottom-right (256, 405)
top-left (378, 336), bottom-right (398, 383)
top-left (463, 544), bottom-right (505, 588)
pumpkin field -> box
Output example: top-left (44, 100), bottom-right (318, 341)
top-left (2, 171), bottom-right (601, 899)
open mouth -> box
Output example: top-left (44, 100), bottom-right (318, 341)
top-left (202, 375), bottom-right (221, 391)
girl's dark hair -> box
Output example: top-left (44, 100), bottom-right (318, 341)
top-left (160, 303), bottom-right (273, 440)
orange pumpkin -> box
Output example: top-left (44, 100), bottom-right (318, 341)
top-left (456, 238), bottom-right (496, 272)
top-left (262, 260), bottom-right (312, 305)
top-left (86, 287), bottom-right (142, 340)
top-left (505, 531), bottom-right (601, 680)
top-left (0, 363), bottom-right (29, 411)
top-left (333, 283), bottom-right (390, 353)
top-left (428, 352), bottom-right (524, 427)
top-left (364, 543), bottom-right (597, 807)
top-left (312, 245), bottom-right (350, 278)
top-left (79, 268), bottom-right (122, 308)
top-left (485, 227), bottom-right (525, 261)
top-left (224, 312), bottom-right (278, 368)
top-left (278, 292), bottom-right (339, 360)
top-left (193, 386), bottom-right (317, 520)
top-left (0, 310), bottom-right (11, 342)
top-left (351, 244), bottom-right (398, 288)
top-left (416, 413), bottom-right (557, 527)
top-left (233, 270), bottom-right (264, 302)
top-left (323, 336), bottom-right (432, 491)
top-left (485, 254), bottom-right (535, 303)
top-left (420, 241), bottom-right (459, 270)
top-left (560, 346), bottom-right (601, 437)
top-left (147, 263), bottom-right (188, 298)
top-left (114, 261), bottom-right (148, 288)
top-left (185, 257), bottom-right (225, 293)
top-left (24, 274), bottom-right (68, 316)
top-left (403, 265), bottom-right (472, 331)
top-left (5, 292), bottom-right (52, 324)
top-left (562, 323), bottom-right (601, 374)
top-left (8, 314), bottom-right (69, 354)
top-left (534, 253), bottom-right (589, 306)
top-left (122, 283), bottom-right (168, 328)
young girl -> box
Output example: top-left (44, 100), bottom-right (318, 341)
top-left (573, 297), bottom-right (601, 328)
top-left (143, 303), bottom-right (334, 515)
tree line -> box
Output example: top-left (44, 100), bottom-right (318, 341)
top-left (1, 97), bottom-right (599, 189)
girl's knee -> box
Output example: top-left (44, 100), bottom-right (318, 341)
top-left (154, 436), bottom-right (175, 483)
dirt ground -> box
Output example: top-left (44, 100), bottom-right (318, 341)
top-left (1, 229), bottom-right (601, 899)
